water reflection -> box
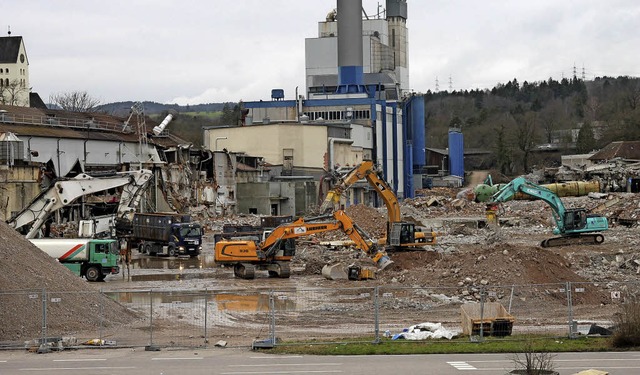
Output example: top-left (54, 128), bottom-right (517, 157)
top-left (105, 291), bottom-right (296, 311)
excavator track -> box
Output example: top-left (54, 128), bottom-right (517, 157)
top-left (267, 262), bottom-right (291, 278)
top-left (541, 234), bottom-right (605, 248)
top-left (234, 263), bottom-right (256, 279)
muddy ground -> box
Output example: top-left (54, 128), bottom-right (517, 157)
top-left (2, 189), bottom-right (640, 346)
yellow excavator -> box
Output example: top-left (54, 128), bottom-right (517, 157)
top-left (214, 210), bottom-right (393, 279)
top-left (320, 160), bottom-right (436, 250)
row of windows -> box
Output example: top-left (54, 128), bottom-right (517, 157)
top-left (0, 68), bottom-right (26, 75)
top-left (0, 78), bottom-right (26, 87)
top-left (303, 109), bottom-right (371, 121)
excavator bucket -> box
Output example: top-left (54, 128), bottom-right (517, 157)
top-left (322, 263), bottom-right (348, 280)
top-left (376, 254), bottom-right (394, 270)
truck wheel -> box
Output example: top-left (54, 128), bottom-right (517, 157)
top-left (167, 244), bottom-right (177, 257)
top-left (143, 243), bottom-right (152, 254)
top-left (86, 267), bottom-right (101, 282)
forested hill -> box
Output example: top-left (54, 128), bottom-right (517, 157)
top-left (97, 101), bottom-right (231, 116)
top-left (424, 76), bottom-right (640, 174)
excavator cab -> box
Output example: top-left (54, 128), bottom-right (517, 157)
top-left (563, 209), bottom-right (588, 231)
top-left (388, 222), bottom-right (415, 247)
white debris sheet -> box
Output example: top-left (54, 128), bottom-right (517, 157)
top-left (391, 322), bottom-right (458, 340)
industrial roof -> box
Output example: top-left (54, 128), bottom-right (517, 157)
top-left (0, 36), bottom-right (22, 63)
top-left (0, 104), bottom-right (189, 147)
top-left (589, 141), bottom-right (640, 161)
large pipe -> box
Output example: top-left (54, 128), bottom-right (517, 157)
top-left (152, 110), bottom-right (178, 136)
top-left (337, 0), bottom-right (364, 92)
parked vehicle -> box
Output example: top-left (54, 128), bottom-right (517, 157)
top-left (131, 213), bottom-right (202, 257)
top-left (29, 238), bottom-right (120, 282)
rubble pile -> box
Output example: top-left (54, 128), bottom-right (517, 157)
top-left (0, 221), bottom-right (137, 341)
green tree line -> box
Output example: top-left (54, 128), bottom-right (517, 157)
top-left (424, 76), bottom-right (640, 174)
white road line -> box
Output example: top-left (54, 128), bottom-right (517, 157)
top-left (151, 357), bottom-right (204, 360)
top-left (221, 371), bottom-right (342, 375)
top-left (229, 363), bottom-right (341, 367)
top-left (19, 366), bottom-right (137, 371)
top-left (250, 356), bottom-right (303, 359)
top-left (448, 361), bottom-right (477, 370)
top-left (52, 359), bottom-right (107, 362)
top-left (0, 360), bottom-right (7, 363)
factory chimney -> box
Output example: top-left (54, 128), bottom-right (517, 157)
top-left (336, 0), bottom-right (365, 94)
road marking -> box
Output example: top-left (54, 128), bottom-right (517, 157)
top-left (151, 357), bottom-right (204, 360)
top-left (229, 363), bottom-right (341, 367)
top-left (53, 359), bottom-right (107, 362)
top-left (221, 371), bottom-right (341, 374)
top-left (19, 367), bottom-right (136, 371)
top-left (448, 361), bottom-right (477, 370)
top-left (250, 356), bottom-right (303, 359)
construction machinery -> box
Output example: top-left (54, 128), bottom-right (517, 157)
top-left (29, 238), bottom-right (120, 281)
top-left (320, 160), bottom-right (436, 250)
top-left (130, 212), bottom-right (203, 257)
top-left (7, 169), bottom-right (153, 239)
top-left (488, 176), bottom-right (609, 247)
top-left (214, 210), bottom-right (393, 279)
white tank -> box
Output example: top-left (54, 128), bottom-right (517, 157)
top-left (29, 239), bottom-right (92, 261)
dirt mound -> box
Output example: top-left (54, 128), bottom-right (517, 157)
top-left (0, 221), bottom-right (137, 342)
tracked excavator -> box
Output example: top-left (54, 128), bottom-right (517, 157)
top-left (488, 176), bottom-right (609, 247)
top-left (214, 210), bottom-right (393, 279)
top-left (320, 160), bottom-right (436, 250)
top-left (7, 169), bottom-right (153, 239)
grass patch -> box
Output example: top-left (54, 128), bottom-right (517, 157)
top-left (263, 335), bottom-right (613, 355)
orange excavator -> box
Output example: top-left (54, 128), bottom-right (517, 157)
top-left (214, 210), bottom-right (393, 279)
top-left (320, 160), bottom-right (436, 250)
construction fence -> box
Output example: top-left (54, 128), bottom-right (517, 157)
top-left (1, 281), bottom-right (637, 350)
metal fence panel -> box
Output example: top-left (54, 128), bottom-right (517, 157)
top-left (271, 287), bottom-right (377, 345)
top-left (378, 286), bottom-right (463, 343)
top-left (483, 283), bottom-right (570, 338)
top-left (0, 290), bottom-right (43, 348)
top-left (568, 281), bottom-right (639, 338)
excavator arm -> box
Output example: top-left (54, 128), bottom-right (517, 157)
top-left (214, 209), bottom-right (393, 279)
top-left (320, 161), bottom-right (401, 221)
top-left (260, 210), bottom-right (392, 269)
top-left (319, 160), bottom-right (436, 248)
top-left (7, 169), bottom-right (152, 238)
top-left (491, 177), bottom-right (568, 233)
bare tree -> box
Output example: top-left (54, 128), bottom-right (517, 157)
top-left (508, 337), bottom-right (557, 374)
top-left (49, 91), bottom-right (101, 112)
top-left (0, 79), bottom-right (29, 106)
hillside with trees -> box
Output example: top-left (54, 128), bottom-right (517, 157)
top-left (425, 76), bottom-right (640, 174)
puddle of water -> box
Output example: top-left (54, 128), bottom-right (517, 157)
top-left (129, 253), bottom-right (215, 269)
top-left (105, 291), bottom-right (296, 311)
top-left (129, 273), bottom-right (218, 282)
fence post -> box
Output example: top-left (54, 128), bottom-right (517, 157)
top-left (145, 290), bottom-right (160, 351)
top-left (37, 288), bottom-right (50, 353)
top-left (479, 287), bottom-right (486, 343)
top-left (269, 290), bottom-right (276, 346)
top-left (204, 289), bottom-right (209, 345)
top-left (374, 286), bottom-right (380, 343)
top-left (567, 281), bottom-right (575, 339)
top-left (99, 289), bottom-right (104, 344)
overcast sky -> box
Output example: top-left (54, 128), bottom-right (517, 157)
top-left (5, 1), bottom-right (640, 105)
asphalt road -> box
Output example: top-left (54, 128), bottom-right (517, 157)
top-left (1, 348), bottom-right (639, 374)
